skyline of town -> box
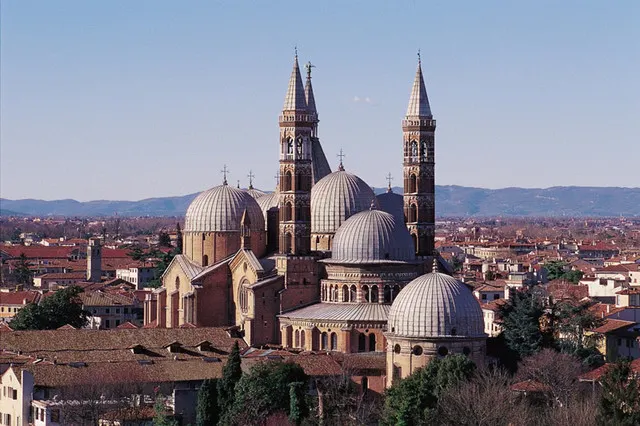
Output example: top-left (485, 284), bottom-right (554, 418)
top-left (1, 1), bottom-right (638, 201)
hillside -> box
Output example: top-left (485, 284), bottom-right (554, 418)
top-left (2, 186), bottom-right (639, 217)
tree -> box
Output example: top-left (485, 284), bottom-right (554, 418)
top-left (499, 290), bottom-right (545, 359)
top-left (438, 367), bottom-right (533, 426)
top-left (176, 223), bottom-right (183, 254)
top-left (127, 246), bottom-right (145, 261)
top-left (14, 253), bottom-right (33, 285)
top-left (158, 231), bottom-right (172, 248)
top-left (382, 354), bottom-right (476, 425)
top-left (597, 360), bottom-right (640, 425)
top-left (147, 248), bottom-right (178, 288)
top-left (196, 379), bottom-right (218, 426)
top-left (552, 301), bottom-right (604, 367)
top-left (288, 382), bottom-right (308, 426)
top-left (546, 260), bottom-right (568, 281)
top-left (564, 270), bottom-right (584, 284)
top-left (153, 394), bottom-right (178, 426)
top-left (11, 286), bottom-right (89, 330)
top-left (217, 341), bottom-right (242, 422)
top-left (226, 360), bottom-right (308, 424)
top-left (517, 349), bottom-right (583, 408)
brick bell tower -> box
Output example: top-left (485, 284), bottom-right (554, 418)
top-left (403, 53), bottom-right (436, 257)
top-left (278, 51), bottom-right (314, 255)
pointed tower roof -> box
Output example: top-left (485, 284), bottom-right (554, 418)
top-left (283, 53), bottom-right (308, 112)
top-left (406, 53), bottom-right (432, 118)
top-left (304, 61), bottom-right (317, 115)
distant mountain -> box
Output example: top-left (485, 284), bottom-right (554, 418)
top-left (2, 186), bottom-right (639, 217)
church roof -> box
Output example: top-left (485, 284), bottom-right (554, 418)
top-left (279, 302), bottom-right (390, 323)
top-left (305, 70), bottom-right (317, 115)
top-left (311, 138), bottom-right (332, 183)
top-left (406, 58), bottom-right (432, 118)
top-left (311, 170), bottom-right (377, 235)
top-left (388, 271), bottom-right (485, 339)
top-left (283, 55), bottom-right (308, 112)
top-left (376, 190), bottom-right (404, 223)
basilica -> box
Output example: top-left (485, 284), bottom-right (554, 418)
top-left (143, 54), bottom-right (486, 382)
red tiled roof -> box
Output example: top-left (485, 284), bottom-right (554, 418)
top-left (116, 321), bottom-right (139, 329)
top-left (580, 358), bottom-right (640, 382)
top-left (0, 245), bottom-right (77, 259)
top-left (35, 272), bottom-right (86, 280)
top-left (0, 291), bottom-right (41, 306)
top-left (57, 324), bottom-right (77, 330)
top-left (593, 319), bottom-right (636, 334)
top-left (511, 379), bottom-right (551, 393)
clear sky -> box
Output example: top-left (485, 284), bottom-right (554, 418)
top-left (1, 1), bottom-right (638, 201)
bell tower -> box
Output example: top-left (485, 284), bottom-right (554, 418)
top-left (403, 53), bottom-right (436, 257)
top-left (278, 52), bottom-right (314, 255)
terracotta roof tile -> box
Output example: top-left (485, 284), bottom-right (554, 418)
top-left (593, 319), bottom-right (637, 334)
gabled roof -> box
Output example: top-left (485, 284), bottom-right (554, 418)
top-left (592, 318), bottom-right (637, 334)
top-left (165, 254), bottom-right (204, 281)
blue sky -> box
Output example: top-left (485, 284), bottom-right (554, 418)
top-left (1, 0), bottom-right (638, 201)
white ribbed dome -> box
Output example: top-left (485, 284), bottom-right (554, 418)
top-left (185, 184), bottom-right (265, 232)
top-left (388, 272), bottom-right (484, 338)
top-left (330, 209), bottom-right (415, 264)
top-left (246, 187), bottom-right (266, 199)
top-left (311, 170), bottom-right (378, 234)
top-left (256, 191), bottom-right (279, 223)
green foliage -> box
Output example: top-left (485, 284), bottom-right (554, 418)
top-left (217, 341), bottom-right (242, 422)
top-left (288, 381), bottom-right (308, 426)
top-left (382, 355), bottom-right (476, 426)
top-left (196, 379), bottom-right (218, 426)
top-left (153, 395), bottom-right (178, 426)
top-left (158, 231), bottom-right (172, 248)
top-left (14, 253), bottom-right (33, 285)
top-left (552, 301), bottom-right (604, 367)
top-left (225, 360), bottom-right (308, 424)
top-left (176, 223), bottom-right (183, 254)
top-left (545, 260), bottom-right (567, 281)
top-left (564, 269), bottom-right (584, 284)
top-left (499, 290), bottom-right (544, 359)
top-left (147, 248), bottom-right (178, 288)
top-left (597, 360), bottom-right (640, 425)
top-left (11, 286), bottom-right (89, 330)
top-left (127, 246), bottom-right (145, 261)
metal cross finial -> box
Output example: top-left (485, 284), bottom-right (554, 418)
top-left (221, 165), bottom-right (229, 185)
top-left (248, 170), bottom-right (255, 189)
top-left (386, 173), bottom-right (394, 192)
top-left (294, 45), bottom-right (298, 59)
top-left (417, 49), bottom-right (421, 65)
top-left (337, 149), bottom-right (346, 171)
top-left (305, 61), bottom-right (315, 79)
top-left (432, 256), bottom-right (439, 273)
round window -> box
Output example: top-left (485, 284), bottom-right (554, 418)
top-left (412, 345), bottom-right (423, 356)
top-left (437, 346), bottom-right (448, 357)
top-left (394, 344), bottom-right (401, 354)
top-left (463, 347), bottom-right (471, 356)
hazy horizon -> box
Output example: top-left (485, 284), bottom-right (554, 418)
top-left (2, 1), bottom-right (638, 201)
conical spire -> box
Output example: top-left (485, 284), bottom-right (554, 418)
top-left (304, 61), bottom-right (317, 115)
top-left (406, 52), bottom-right (432, 118)
top-left (283, 51), bottom-right (308, 112)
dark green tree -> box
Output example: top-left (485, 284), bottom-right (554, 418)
top-left (545, 260), bottom-right (567, 281)
top-left (552, 301), bottom-right (604, 367)
top-left (288, 381), bottom-right (308, 426)
top-left (176, 223), bottom-right (183, 254)
top-left (382, 354), bottom-right (476, 426)
top-left (152, 395), bottom-right (178, 426)
top-left (14, 253), bottom-right (33, 285)
top-left (127, 246), bottom-right (145, 261)
top-left (499, 290), bottom-right (544, 359)
top-left (147, 249), bottom-right (178, 289)
top-left (217, 341), bottom-right (242, 423)
top-left (597, 360), bottom-right (640, 425)
top-left (158, 231), bottom-right (172, 248)
top-left (11, 286), bottom-right (89, 330)
top-left (196, 379), bottom-right (218, 426)
top-left (564, 269), bottom-right (584, 284)
top-left (225, 360), bottom-right (307, 424)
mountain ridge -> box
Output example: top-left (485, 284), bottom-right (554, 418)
top-left (1, 186), bottom-right (639, 217)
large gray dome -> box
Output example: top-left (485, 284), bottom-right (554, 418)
top-left (185, 183), bottom-right (265, 232)
top-left (388, 272), bottom-right (484, 338)
top-left (330, 209), bottom-right (415, 264)
top-left (256, 191), bottom-right (279, 224)
top-left (245, 187), bottom-right (266, 199)
top-left (311, 170), bottom-right (378, 234)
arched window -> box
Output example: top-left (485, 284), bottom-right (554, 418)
top-left (371, 286), bottom-right (379, 303)
top-left (438, 346), bottom-right (449, 357)
top-left (410, 140), bottom-right (418, 159)
top-left (413, 345), bottom-right (423, 356)
top-left (420, 139), bottom-right (427, 161)
top-left (295, 171), bottom-right (303, 191)
top-left (409, 204), bottom-right (417, 222)
top-left (328, 285), bottom-right (333, 302)
top-left (350, 285), bottom-right (357, 302)
top-left (301, 330), bottom-right (306, 349)
top-left (282, 170), bottom-right (292, 191)
top-left (362, 285), bottom-right (370, 302)
top-left (384, 285), bottom-right (392, 303)
top-left (287, 138), bottom-right (294, 155)
top-left (342, 285), bottom-right (349, 302)
top-left (333, 286), bottom-right (338, 302)
top-left (369, 333), bottom-right (376, 351)
top-left (294, 330), bottom-right (300, 348)
top-left (202, 254), bottom-right (209, 267)
top-left (358, 334), bottom-right (366, 352)
top-left (330, 332), bottom-right (338, 351)
top-left (284, 233), bottom-right (292, 254)
top-left (362, 376), bottom-right (369, 395)
top-left (175, 277), bottom-right (180, 290)
top-left (283, 202), bottom-right (293, 222)
top-left (321, 332), bottom-right (328, 350)
top-left (409, 174), bottom-right (417, 193)
top-left (393, 285), bottom-right (401, 301)
top-left (393, 344), bottom-right (401, 354)
top-left (296, 137), bottom-right (303, 155)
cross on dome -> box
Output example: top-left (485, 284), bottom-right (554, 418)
top-left (386, 173), bottom-right (394, 192)
top-left (337, 149), bottom-right (346, 171)
top-left (221, 165), bottom-right (229, 185)
top-left (247, 170), bottom-right (255, 189)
